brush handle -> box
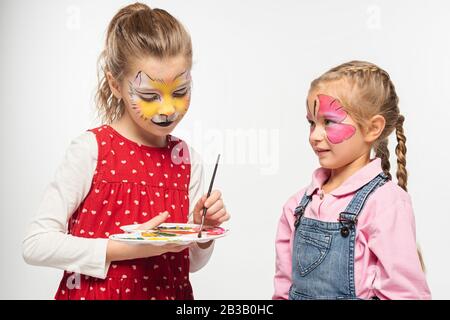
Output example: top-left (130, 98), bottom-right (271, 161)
top-left (198, 154), bottom-right (221, 238)
top-left (202, 154), bottom-right (221, 218)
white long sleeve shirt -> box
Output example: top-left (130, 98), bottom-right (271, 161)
top-left (22, 131), bottom-right (214, 279)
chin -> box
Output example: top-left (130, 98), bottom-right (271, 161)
top-left (146, 124), bottom-right (175, 137)
top-left (149, 117), bottom-right (183, 135)
top-left (318, 158), bottom-right (339, 169)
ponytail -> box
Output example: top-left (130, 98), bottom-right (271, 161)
top-left (95, 51), bottom-right (124, 124)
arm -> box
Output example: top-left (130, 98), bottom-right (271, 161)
top-left (369, 197), bottom-right (432, 300)
top-left (22, 132), bottom-right (110, 279)
top-left (186, 146), bottom-right (215, 272)
top-left (22, 132), bottom-right (189, 278)
top-left (273, 202), bottom-right (295, 300)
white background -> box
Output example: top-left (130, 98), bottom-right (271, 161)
top-left (1, 0), bottom-right (449, 299)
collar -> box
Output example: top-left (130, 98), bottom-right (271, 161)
top-left (305, 158), bottom-right (384, 197)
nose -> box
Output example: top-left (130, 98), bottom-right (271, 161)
top-left (158, 100), bottom-right (176, 116)
top-left (309, 124), bottom-right (326, 143)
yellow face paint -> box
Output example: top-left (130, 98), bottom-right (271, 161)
top-left (128, 70), bottom-right (191, 126)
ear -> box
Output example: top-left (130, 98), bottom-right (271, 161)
top-left (364, 115), bottom-right (386, 143)
top-left (106, 72), bottom-right (122, 99)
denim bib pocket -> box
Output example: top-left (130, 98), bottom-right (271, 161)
top-left (296, 229), bottom-right (331, 276)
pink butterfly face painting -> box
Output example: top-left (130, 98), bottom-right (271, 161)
top-left (307, 94), bottom-right (356, 144)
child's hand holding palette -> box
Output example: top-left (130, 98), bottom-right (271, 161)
top-left (109, 223), bottom-right (229, 245)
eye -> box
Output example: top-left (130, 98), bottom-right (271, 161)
top-left (324, 119), bottom-right (336, 126)
top-left (307, 119), bottom-right (315, 127)
top-left (173, 87), bottom-right (189, 98)
top-left (139, 93), bottom-right (159, 102)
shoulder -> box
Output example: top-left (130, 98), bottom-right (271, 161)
top-left (275, 187), bottom-right (308, 232)
top-left (67, 131), bottom-right (97, 159)
top-left (187, 144), bottom-right (203, 167)
top-left (282, 187), bottom-right (309, 217)
top-left (370, 179), bottom-right (412, 207)
top-left (363, 180), bottom-right (415, 230)
top-left (55, 131), bottom-right (98, 179)
top-left (87, 125), bottom-right (108, 135)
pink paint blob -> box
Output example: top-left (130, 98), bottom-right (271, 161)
top-left (326, 123), bottom-right (356, 144)
top-left (317, 94), bottom-right (347, 121)
top-left (317, 94), bottom-right (356, 144)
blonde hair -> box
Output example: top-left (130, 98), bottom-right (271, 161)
top-left (311, 61), bottom-right (425, 271)
top-left (95, 2), bottom-right (192, 124)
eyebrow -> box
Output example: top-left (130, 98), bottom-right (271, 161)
top-left (135, 70), bottom-right (189, 85)
top-left (173, 70), bottom-right (188, 81)
top-left (145, 71), bottom-right (164, 84)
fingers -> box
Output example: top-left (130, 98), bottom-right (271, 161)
top-left (137, 211), bottom-right (170, 230)
top-left (200, 190), bottom-right (230, 226)
top-left (193, 191), bottom-right (221, 225)
top-left (204, 190), bottom-right (221, 208)
top-left (217, 211), bottom-right (230, 223)
top-left (206, 209), bottom-right (230, 226)
top-left (193, 196), bottom-right (206, 215)
top-left (208, 207), bottom-right (228, 221)
top-left (206, 199), bottom-right (224, 216)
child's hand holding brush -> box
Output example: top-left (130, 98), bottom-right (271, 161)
top-left (193, 189), bottom-right (230, 227)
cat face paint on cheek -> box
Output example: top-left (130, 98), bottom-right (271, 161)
top-left (317, 94), bottom-right (356, 144)
top-left (128, 70), bottom-right (191, 122)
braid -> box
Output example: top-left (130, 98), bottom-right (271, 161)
top-left (396, 116), bottom-right (423, 270)
top-left (395, 115), bottom-right (408, 191)
top-left (342, 65), bottom-right (380, 73)
top-left (374, 139), bottom-right (392, 180)
top-left (331, 62), bottom-right (382, 79)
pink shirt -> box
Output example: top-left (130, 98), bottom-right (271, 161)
top-left (273, 158), bottom-right (431, 300)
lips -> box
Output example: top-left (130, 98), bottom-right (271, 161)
top-left (151, 120), bottom-right (174, 127)
top-left (314, 147), bottom-right (331, 156)
top-left (314, 147), bottom-right (330, 152)
top-left (150, 113), bottom-right (178, 127)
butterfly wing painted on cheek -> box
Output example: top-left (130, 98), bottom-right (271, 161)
top-left (317, 94), bottom-right (356, 144)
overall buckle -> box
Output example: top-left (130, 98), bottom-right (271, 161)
top-left (338, 215), bottom-right (357, 238)
top-left (294, 206), bottom-right (305, 228)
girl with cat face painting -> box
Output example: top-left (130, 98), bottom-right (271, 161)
top-left (23, 3), bottom-right (230, 300)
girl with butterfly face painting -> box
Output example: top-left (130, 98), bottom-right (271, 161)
top-left (23, 3), bottom-right (230, 300)
top-left (273, 61), bottom-right (431, 300)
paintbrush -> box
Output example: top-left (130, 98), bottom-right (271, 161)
top-left (198, 154), bottom-right (221, 238)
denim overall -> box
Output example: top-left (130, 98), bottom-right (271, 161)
top-left (289, 173), bottom-right (388, 300)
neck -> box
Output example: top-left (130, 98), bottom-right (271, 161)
top-left (111, 111), bottom-right (167, 148)
top-left (323, 152), bottom-right (371, 193)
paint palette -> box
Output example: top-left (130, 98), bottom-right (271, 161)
top-left (109, 223), bottom-right (229, 245)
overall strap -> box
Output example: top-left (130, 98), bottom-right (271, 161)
top-left (294, 192), bottom-right (312, 228)
top-left (339, 172), bottom-right (389, 225)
